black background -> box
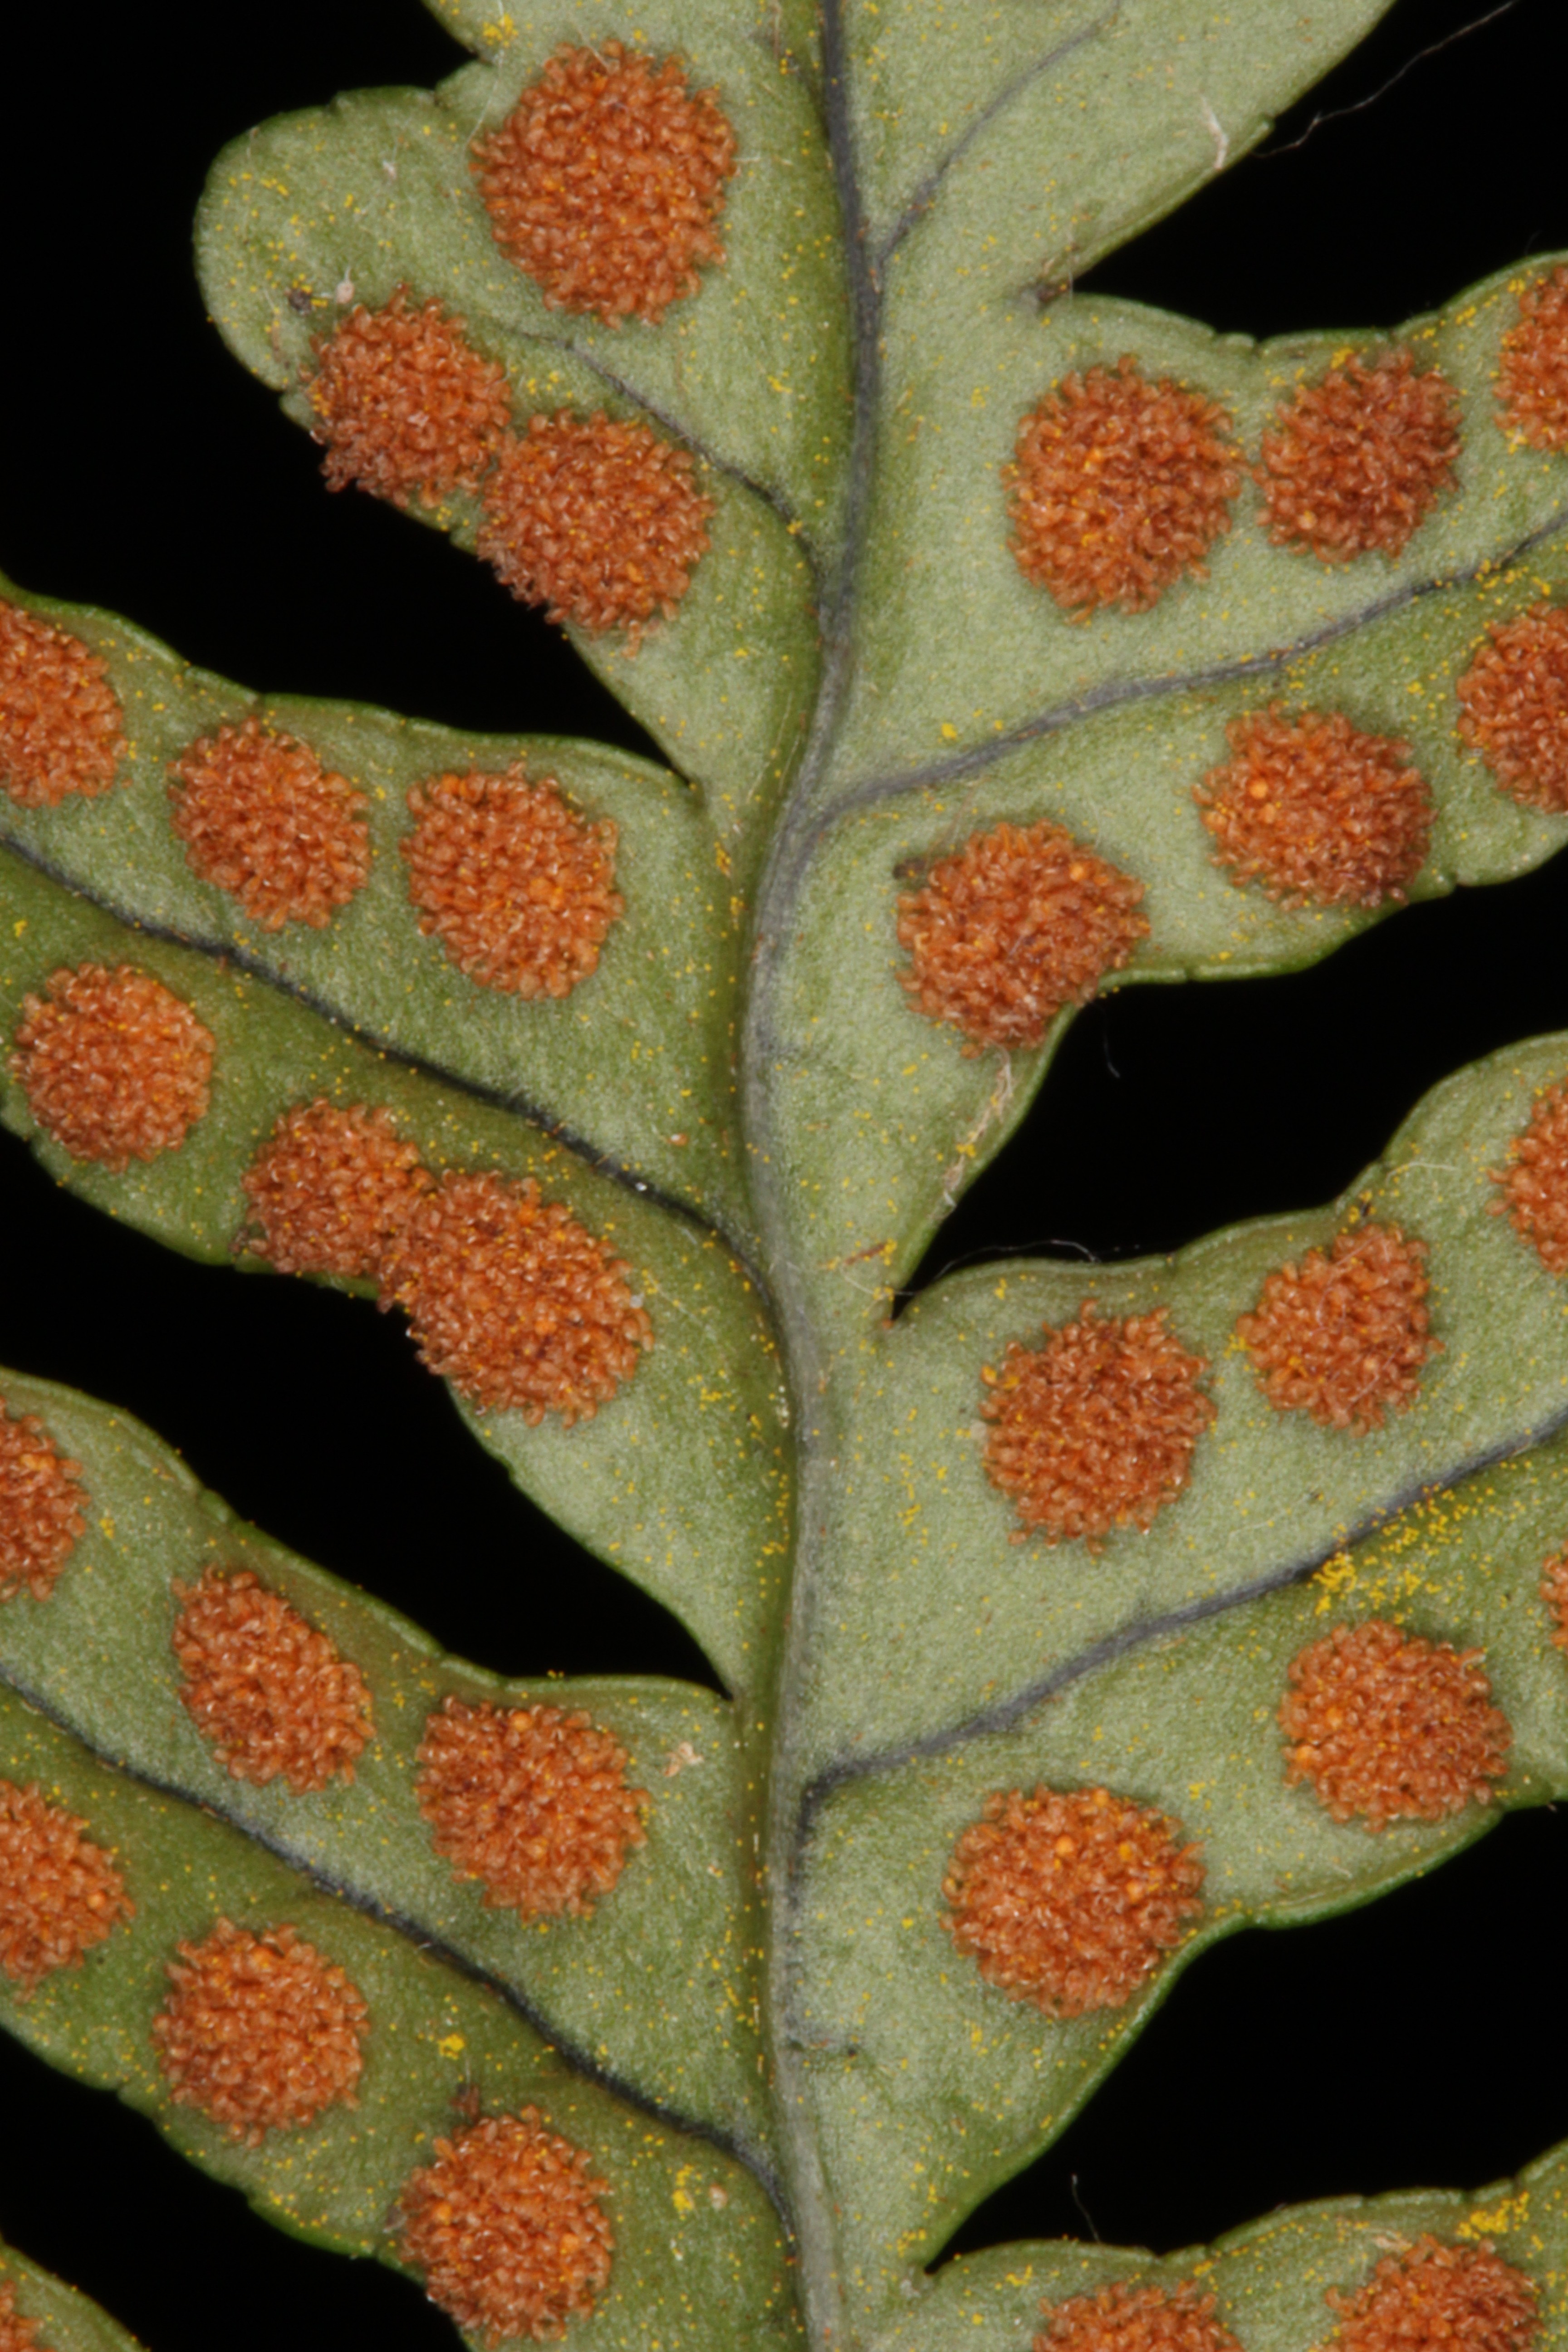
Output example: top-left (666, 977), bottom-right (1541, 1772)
top-left (3, 0), bottom-right (1568, 2342)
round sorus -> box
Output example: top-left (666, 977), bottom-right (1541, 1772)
top-left (1490, 1082), bottom-right (1568, 1272)
top-left (396, 2107), bottom-right (613, 2347)
top-left (981, 1301), bottom-right (1214, 1545)
top-left (1196, 705), bottom-right (1431, 907)
top-left (471, 41), bottom-right (737, 326)
top-left (1008, 355), bottom-right (1240, 614)
top-left (0, 1395), bottom-right (87, 1604)
top-left (0, 599), bottom-right (125, 808)
top-left (378, 1171), bottom-right (653, 1426)
top-left (151, 1918), bottom-right (368, 2143)
top-left (0, 1779), bottom-right (133, 1995)
top-left (1237, 1221), bottom-right (1436, 1433)
top-left (946, 1785), bottom-right (1204, 2018)
top-left (1542, 1541), bottom-right (1568, 1651)
top-left (240, 1100), bottom-right (431, 1279)
top-left (1455, 604), bottom-right (1568, 814)
top-left (172, 1566), bottom-right (374, 1793)
top-left (478, 410), bottom-right (713, 635)
top-left (168, 716), bottom-right (372, 932)
top-left (0, 2278), bottom-right (43, 2352)
top-left (1280, 1619), bottom-right (1511, 1828)
top-left (416, 1697), bottom-right (647, 1920)
top-left (1497, 265), bottom-right (1568, 451)
top-left (1035, 2281), bottom-right (1243, 2352)
top-left (307, 286), bottom-right (512, 508)
top-left (897, 818), bottom-right (1148, 1053)
top-left (10, 962), bottom-right (215, 1171)
top-left (1257, 349), bottom-right (1461, 563)
top-left (1327, 2236), bottom-right (1538, 2352)
top-left (402, 765), bottom-right (622, 1000)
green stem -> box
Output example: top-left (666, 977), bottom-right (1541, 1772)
top-left (743, 4), bottom-right (881, 2339)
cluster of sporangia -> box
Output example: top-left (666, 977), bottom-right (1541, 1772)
top-left (0, 2278), bottom-right (40, 2352)
top-left (5, 40), bottom-right (1568, 2347)
top-left (0, 1435), bottom-right (645, 2342)
top-left (1, 960), bottom-right (651, 1423)
top-left (311, 38), bottom-right (733, 636)
top-left (1026, 2241), bottom-right (1539, 2352)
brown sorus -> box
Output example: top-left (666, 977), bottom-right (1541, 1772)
top-left (1237, 1221), bottom-right (1436, 1432)
top-left (981, 1301), bottom-right (1214, 1544)
top-left (0, 2278), bottom-right (43, 2352)
top-left (402, 766), bottom-right (622, 999)
top-left (378, 1171), bottom-right (653, 1425)
top-left (1035, 2280), bottom-right (1243, 2352)
top-left (1009, 356), bottom-right (1240, 614)
top-left (1497, 265), bottom-right (1568, 451)
top-left (1491, 1081), bottom-right (1568, 1273)
top-left (947, 1786), bottom-right (1204, 2018)
top-left (1197, 706), bottom-right (1431, 907)
top-left (0, 599), bottom-right (126, 808)
top-left (1327, 2236), bottom-right (1538, 2352)
top-left (172, 1566), bottom-right (374, 1793)
top-left (471, 41), bottom-right (736, 325)
top-left (1281, 1619), bottom-right (1511, 1828)
top-left (1455, 603), bottom-right (1568, 814)
top-left (396, 2107), bottom-right (613, 2347)
top-left (478, 411), bottom-right (713, 635)
top-left (240, 1100), bottom-right (431, 1279)
top-left (1257, 349), bottom-right (1461, 563)
top-left (10, 963), bottom-right (215, 1171)
top-left (897, 818), bottom-right (1148, 1052)
top-left (307, 285), bottom-right (512, 507)
top-left (151, 1918), bottom-right (368, 2142)
top-left (168, 716), bottom-right (372, 931)
top-left (0, 1396), bottom-right (87, 1604)
top-left (416, 1697), bottom-right (647, 1920)
top-left (0, 1779), bottom-right (133, 1995)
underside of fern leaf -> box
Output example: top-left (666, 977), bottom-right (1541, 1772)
top-left (0, 2230), bottom-right (150, 2352)
top-left (5, 3), bottom-right (1568, 2348)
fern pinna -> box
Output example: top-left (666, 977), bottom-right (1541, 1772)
top-left (4, 4), bottom-right (1568, 2349)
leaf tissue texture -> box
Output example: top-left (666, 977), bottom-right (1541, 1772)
top-left (7, 0), bottom-right (1568, 2347)
top-left (0, 2232), bottom-right (150, 2352)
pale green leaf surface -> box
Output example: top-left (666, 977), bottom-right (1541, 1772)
top-left (0, 861), bottom-right (788, 1695)
top-left (0, 571), bottom-right (751, 1242)
top-left (0, 2236), bottom-right (147, 2352)
top-left (193, 11), bottom-right (838, 847)
top-left (0, 1690), bottom-right (800, 2350)
top-left (808, 1031), bottom-right (1568, 1768)
top-left (798, 1411), bottom-right (1568, 2324)
top-left (867, 2149), bottom-right (1568, 2352)
top-left (0, 1368), bottom-right (771, 2161)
